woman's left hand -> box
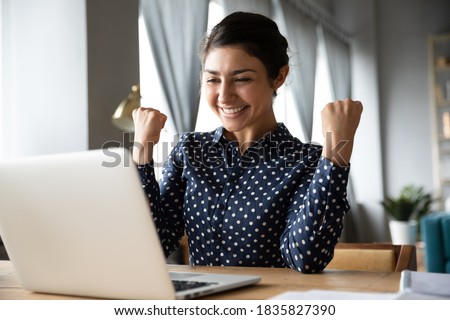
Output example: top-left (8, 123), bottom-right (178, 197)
top-left (321, 98), bottom-right (363, 166)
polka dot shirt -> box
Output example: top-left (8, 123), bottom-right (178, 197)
top-left (138, 123), bottom-right (350, 273)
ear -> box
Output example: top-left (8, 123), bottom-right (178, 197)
top-left (273, 65), bottom-right (289, 90)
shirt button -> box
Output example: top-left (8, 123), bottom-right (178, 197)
top-left (216, 203), bottom-right (225, 210)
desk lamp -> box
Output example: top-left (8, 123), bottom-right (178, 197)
top-left (112, 84), bottom-right (140, 132)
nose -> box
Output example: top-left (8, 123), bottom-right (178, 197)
top-left (218, 82), bottom-right (236, 105)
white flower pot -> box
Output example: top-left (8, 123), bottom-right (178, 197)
top-left (389, 220), bottom-right (418, 245)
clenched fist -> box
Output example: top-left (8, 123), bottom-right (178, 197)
top-left (321, 98), bottom-right (363, 166)
top-left (132, 107), bottom-right (167, 165)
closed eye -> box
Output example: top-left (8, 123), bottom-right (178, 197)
top-left (206, 78), bottom-right (220, 84)
top-left (235, 78), bottom-right (251, 83)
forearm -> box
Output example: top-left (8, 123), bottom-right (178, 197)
top-left (133, 143), bottom-right (155, 165)
top-left (281, 158), bottom-right (350, 273)
top-left (322, 132), bottom-right (354, 167)
top-left (137, 162), bottom-right (184, 257)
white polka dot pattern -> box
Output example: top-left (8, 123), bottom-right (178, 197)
top-left (138, 123), bottom-right (350, 273)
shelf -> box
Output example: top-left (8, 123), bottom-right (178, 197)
top-left (437, 101), bottom-right (450, 107)
top-left (435, 66), bottom-right (450, 73)
top-left (438, 135), bottom-right (450, 141)
top-left (431, 32), bottom-right (450, 210)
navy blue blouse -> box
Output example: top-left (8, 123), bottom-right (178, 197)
top-left (138, 123), bottom-right (350, 273)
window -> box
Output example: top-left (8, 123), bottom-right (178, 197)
top-left (138, 1), bottom-right (334, 174)
top-left (0, 0), bottom-right (3, 159)
top-left (194, 0), bottom-right (223, 132)
top-left (195, 3), bottom-right (333, 144)
top-left (138, 13), bottom-right (171, 132)
top-left (195, 2), bottom-right (312, 141)
top-left (138, 9), bottom-right (175, 174)
top-left (311, 34), bottom-right (334, 145)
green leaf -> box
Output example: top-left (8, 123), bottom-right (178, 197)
top-left (380, 185), bottom-right (435, 222)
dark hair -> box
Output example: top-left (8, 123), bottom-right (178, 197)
top-left (200, 11), bottom-right (289, 81)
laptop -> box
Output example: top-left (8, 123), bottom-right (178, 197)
top-left (0, 148), bottom-right (260, 299)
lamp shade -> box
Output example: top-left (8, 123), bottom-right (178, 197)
top-left (112, 85), bottom-right (140, 132)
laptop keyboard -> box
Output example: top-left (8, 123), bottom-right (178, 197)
top-left (172, 280), bottom-right (217, 292)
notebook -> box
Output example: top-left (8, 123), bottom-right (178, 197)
top-left (0, 148), bottom-right (260, 299)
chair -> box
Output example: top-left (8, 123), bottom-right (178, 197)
top-left (176, 237), bottom-right (417, 271)
top-left (166, 234), bottom-right (189, 265)
top-left (326, 243), bottom-right (417, 272)
top-left (421, 212), bottom-right (450, 273)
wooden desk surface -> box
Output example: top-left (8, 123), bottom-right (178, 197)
top-left (0, 260), bottom-right (400, 300)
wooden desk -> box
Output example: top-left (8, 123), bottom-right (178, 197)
top-left (0, 260), bottom-right (400, 300)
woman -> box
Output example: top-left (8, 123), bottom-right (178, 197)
top-left (132, 12), bottom-right (362, 273)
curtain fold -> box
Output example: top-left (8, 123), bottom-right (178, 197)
top-left (140, 0), bottom-right (209, 133)
top-left (320, 26), bottom-right (351, 100)
top-left (319, 25), bottom-right (357, 242)
top-left (219, 0), bottom-right (272, 17)
top-left (274, 0), bottom-right (317, 142)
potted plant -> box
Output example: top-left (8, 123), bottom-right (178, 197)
top-left (381, 185), bottom-right (433, 244)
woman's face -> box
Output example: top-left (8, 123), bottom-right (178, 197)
top-left (203, 46), bottom-right (283, 141)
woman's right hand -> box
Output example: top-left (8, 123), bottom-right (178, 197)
top-left (132, 107), bottom-right (167, 165)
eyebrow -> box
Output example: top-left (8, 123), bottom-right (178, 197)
top-left (204, 68), bottom-right (257, 75)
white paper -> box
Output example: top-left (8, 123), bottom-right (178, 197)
top-left (270, 290), bottom-right (402, 300)
top-left (270, 271), bottom-right (450, 300)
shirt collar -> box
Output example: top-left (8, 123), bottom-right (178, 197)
top-left (212, 126), bottom-right (224, 144)
top-left (262, 123), bottom-right (292, 143)
top-left (212, 123), bottom-right (293, 145)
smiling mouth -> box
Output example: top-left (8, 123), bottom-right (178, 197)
top-left (220, 106), bottom-right (248, 114)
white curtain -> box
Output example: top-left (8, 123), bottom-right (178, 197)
top-left (140, 0), bottom-right (209, 133)
top-left (219, 0), bottom-right (272, 16)
top-left (0, 0), bottom-right (4, 159)
top-left (321, 26), bottom-right (351, 100)
top-left (274, 0), bottom-right (317, 142)
top-left (319, 25), bottom-right (357, 242)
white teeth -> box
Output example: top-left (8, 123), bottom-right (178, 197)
top-left (221, 106), bottom-right (246, 114)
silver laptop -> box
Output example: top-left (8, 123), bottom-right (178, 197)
top-left (0, 148), bottom-right (260, 299)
